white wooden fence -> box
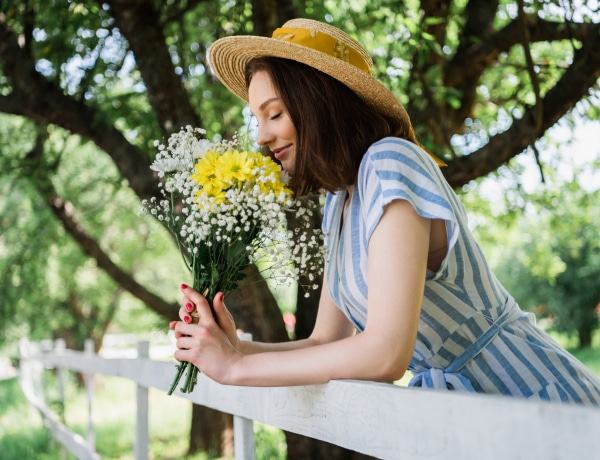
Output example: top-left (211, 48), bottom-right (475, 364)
top-left (18, 337), bottom-right (600, 460)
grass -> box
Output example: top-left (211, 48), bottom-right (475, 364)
top-left (1, 330), bottom-right (598, 459)
top-left (545, 329), bottom-right (600, 377)
top-left (0, 377), bottom-right (58, 460)
top-left (0, 373), bottom-right (285, 460)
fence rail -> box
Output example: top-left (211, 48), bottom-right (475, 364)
top-left (19, 337), bottom-right (600, 460)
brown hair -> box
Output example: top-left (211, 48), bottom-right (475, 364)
top-left (245, 57), bottom-right (418, 196)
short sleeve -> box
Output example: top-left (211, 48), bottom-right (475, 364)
top-left (357, 137), bottom-right (459, 251)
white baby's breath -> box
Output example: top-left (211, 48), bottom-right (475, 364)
top-left (141, 126), bottom-right (326, 395)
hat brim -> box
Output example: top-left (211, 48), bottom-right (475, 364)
top-left (208, 35), bottom-right (410, 126)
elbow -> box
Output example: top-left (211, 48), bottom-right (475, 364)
top-left (372, 340), bottom-right (414, 383)
top-left (375, 361), bottom-right (407, 383)
top-left (363, 351), bottom-right (409, 383)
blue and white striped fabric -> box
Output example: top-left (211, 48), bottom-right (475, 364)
top-left (323, 137), bottom-right (600, 406)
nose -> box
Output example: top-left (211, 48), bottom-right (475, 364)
top-left (256, 123), bottom-right (274, 147)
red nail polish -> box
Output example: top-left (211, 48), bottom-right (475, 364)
top-left (218, 292), bottom-right (224, 302)
top-left (183, 315), bottom-right (191, 323)
top-left (180, 283), bottom-right (188, 290)
top-left (185, 303), bottom-right (193, 312)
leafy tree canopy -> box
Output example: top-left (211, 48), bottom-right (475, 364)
top-left (2, 1), bottom-right (598, 455)
top-left (0, 0), bottom-right (599, 345)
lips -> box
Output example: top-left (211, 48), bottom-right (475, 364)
top-left (271, 144), bottom-right (292, 160)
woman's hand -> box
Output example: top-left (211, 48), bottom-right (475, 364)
top-left (168, 284), bottom-right (243, 384)
top-left (177, 285), bottom-right (242, 350)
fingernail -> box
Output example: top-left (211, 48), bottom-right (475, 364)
top-left (169, 321), bottom-right (177, 329)
top-left (218, 292), bottom-right (224, 302)
top-left (185, 303), bottom-right (193, 312)
top-left (180, 283), bottom-right (188, 290)
top-left (183, 315), bottom-right (191, 323)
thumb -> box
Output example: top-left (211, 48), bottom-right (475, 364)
top-left (213, 292), bottom-right (236, 332)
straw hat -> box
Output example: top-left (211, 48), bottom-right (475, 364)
top-left (208, 18), bottom-right (411, 128)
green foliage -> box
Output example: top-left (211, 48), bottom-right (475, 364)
top-left (0, 114), bottom-right (185, 351)
top-left (0, 377), bottom-right (61, 459)
top-left (463, 147), bottom-right (600, 348)
top-left (0, 373), bottom-right (287, 459)
top-left (0, 0), bottom-right (599, 365)
top-left (0, 1), bottom-right (597, 456)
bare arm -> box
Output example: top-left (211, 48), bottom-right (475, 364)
top-left (236, 278), bottom-right (357, 354)
top-left (173, 199), bottom-right (429, 386)
top-left (176, 275), bottom-right (356, 355)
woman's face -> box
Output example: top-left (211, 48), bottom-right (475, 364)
top-left (248, 71), bottom-right (296, 174)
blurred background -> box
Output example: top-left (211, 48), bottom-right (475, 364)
top-left (0, 0), bottom-right (599, 458)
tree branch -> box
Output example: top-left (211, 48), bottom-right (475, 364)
top-left (441, 17), bottom-right (599, 140)
top-left (24, 126), bottom-right (179, 320)
top-left (420, 0), bottom-right (452, 49)
top-left (0, 14), bottom-right (159, 203)
top-left (443, 25), bottom-right (600, 188)
top-left (517, 0), bottom-right (545, 182)
top-left (103, 0), bottom-right (201, 134)
top-left (446, 18), bottom-right (598, 87)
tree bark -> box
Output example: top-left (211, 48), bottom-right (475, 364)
top-left (104, 0), bottom-right (201, 134)
top-left (442, 22), bottom-right (600, 188)
top-left (187, 263), bottom-right (288, 456)
top-left (2, 3), bottom-right (600, 458)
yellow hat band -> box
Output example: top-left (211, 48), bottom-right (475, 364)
top-left (271, 27), bottom-right (372, 75)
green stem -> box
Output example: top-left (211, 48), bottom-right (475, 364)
top-left (167, 362), bottom-right (188, 395)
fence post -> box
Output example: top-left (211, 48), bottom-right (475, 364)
top-left (19, 339), bottom-right (51, 438)
top-left (134, 341), bottom-right (150, 460)
top-left (84, 339), bottom-right (96, 451)
top-left (55, 338), bottom-right (67, 424)
top-left (233, 333), bottom-right (255, 460)
top-left (55, 339), bottom-right (68, 460)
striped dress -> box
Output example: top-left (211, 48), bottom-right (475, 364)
top-left (323, 136), bottom-right (600, 406)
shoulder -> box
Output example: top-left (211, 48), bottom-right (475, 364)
top-left (356, 136), bottom-right (457, 224)
top-left (357, 137), bottom-right (443, 194)
top-left (361, 137), bottom-right (435, 174)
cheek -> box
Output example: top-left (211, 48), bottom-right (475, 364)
top-left (286, 124), bottom-right (297, 141)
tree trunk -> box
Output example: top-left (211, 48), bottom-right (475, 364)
top-left (188, 404), bottom-right (234, 458)
top-left (188, 264), bottom-right (288, 456)
top-left (286, 434), bottom-right (377, 460)
top-left (578, 318), bottom-right (594, 348)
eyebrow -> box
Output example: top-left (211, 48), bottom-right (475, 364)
top-left (259, 97), bottom-right (279, 112)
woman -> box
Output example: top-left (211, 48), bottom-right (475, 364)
top-left (170, 19), bottom-right (600, 405)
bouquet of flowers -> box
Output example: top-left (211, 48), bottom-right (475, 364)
top-left (141, 126), bottom-right (324, 394)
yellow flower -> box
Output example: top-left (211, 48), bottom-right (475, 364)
top-left (196, 183), bottom-right (226, 209)
top-left (217, 150), bottom-right (254, 185)
top-left (191, 150), bottom-right (225, 190)
top-left (250, 152), bottom-right (293, 197)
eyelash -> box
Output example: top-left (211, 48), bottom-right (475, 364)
top-left (254, 112), bottom-right (282, 126)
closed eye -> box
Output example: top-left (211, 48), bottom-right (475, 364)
top-left (270, 112), bottom-right (282, 121)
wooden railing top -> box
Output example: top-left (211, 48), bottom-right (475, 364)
top-left (21, 340), bottom-right (600, 460)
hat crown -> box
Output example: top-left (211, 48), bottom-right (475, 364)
top-left (279, 19), bottom-right (373, 75)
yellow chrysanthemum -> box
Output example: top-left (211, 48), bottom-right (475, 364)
top-left (191, 150), bottom-right (225, 189)
top-left (248, 153), bottom-right (292, 197)
top-left (217, 150), bottom-right (254, 185)
top-left (197, 183), bottom-right (226, 208)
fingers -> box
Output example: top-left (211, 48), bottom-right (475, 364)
top-left (178, 304), bottom-right (195, 324)
top-left (176, 285), bottom-right (231, 332)
top-left (212, 292), bottom-right (226, 325)
top-left (213, 292), bottom-right (234, 330)
top-left (212, 292), bottom-right (242, 349)
top-left (183, 301), bottom-right (199, 323)
top-left (180, 284), bottom-right (213, 324)
top-left (171, 320), bottom-right (197, 340)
